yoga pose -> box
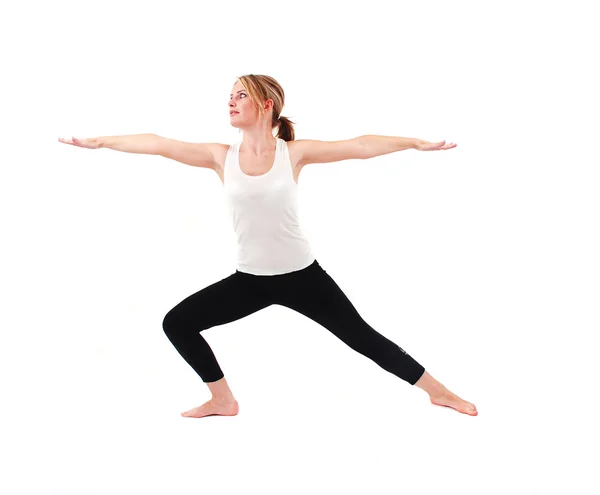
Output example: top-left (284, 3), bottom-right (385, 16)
top-left (59, 74), bottom-right (477, 418)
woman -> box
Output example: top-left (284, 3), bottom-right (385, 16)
top-left (59, 74), bottom-right (477, 418)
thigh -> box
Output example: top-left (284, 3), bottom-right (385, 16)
top-left (276, 263), bottom-right (368, 342)
top-left (277, 263), bottom-right (424, 384)
top-left (163, 272), bottom-right (274, 331)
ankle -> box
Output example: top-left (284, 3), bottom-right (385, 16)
top-left (415, 371), bottom-right (446, 396)
top-left (212, 394), bottom-right (236, 404)
top-left (428, 386), bottom-right (448, 398)
top-left (206, 376), bottom-right (235, 402)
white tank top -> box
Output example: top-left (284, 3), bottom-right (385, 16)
top-left (223, 137), bottom-right (316, 275)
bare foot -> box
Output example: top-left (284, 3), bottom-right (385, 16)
top-left (429, 389), bottom-right (478, 416)
top-left (181, 398), bottom-right (239, 418)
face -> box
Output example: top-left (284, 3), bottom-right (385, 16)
top-left (229, 81), bottom-right (254, 128)
top-left (229, 80), bottom-right (273, 129)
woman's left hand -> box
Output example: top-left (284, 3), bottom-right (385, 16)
top-left (414, 139), bottom-right (457, 151)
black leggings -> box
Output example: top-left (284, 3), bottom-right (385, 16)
top-left (162, 259), bottom-right (426, 385)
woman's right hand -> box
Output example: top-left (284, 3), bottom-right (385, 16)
top-left (58, 137), bottom-right (102, 149)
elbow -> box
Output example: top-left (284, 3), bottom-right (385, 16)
top-left (357, 136), bottom-right (370, 159)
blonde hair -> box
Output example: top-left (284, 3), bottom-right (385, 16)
top-left (236, 74), bottom-right (296, 141)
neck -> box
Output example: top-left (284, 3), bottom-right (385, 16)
top-left (241, 130), bottom-right (277, 156)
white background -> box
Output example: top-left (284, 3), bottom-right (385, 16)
top-left (2, 0), bottom-right (599, 494)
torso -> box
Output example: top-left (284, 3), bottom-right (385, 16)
top-left (212, 140), bottom-right (302, 185)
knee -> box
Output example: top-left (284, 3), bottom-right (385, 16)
top-left (162, 310), bottom-right (180, 336)
top-left (162, 308), bottom-right (209, 337)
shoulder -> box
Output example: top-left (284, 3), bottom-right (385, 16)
top-left (283, 139), bottom-right (302, 168)
top-left (212, 139), bottom-right (302, 170)
top-left (211, 143), bottom-right (234, 171)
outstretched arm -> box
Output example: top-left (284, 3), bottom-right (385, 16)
top-left (58, 133), bottom-right (162, 153)
top-left (295, 135), bottom-right (457, 168)
top-left (358, 135), bottom-right (457, 158)
top-left (58, 134), bottom-right (222, 170)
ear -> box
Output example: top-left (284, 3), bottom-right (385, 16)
top-left (264, 98), bottom-right (274, 111)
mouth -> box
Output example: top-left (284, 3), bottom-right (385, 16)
top-left (230, 112), bottom-right (239, 116)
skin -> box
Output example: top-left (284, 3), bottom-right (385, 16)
top-left (180, 81), bottom-right (478, 419)
top-left (228, 80), bottom-right (278, 156)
